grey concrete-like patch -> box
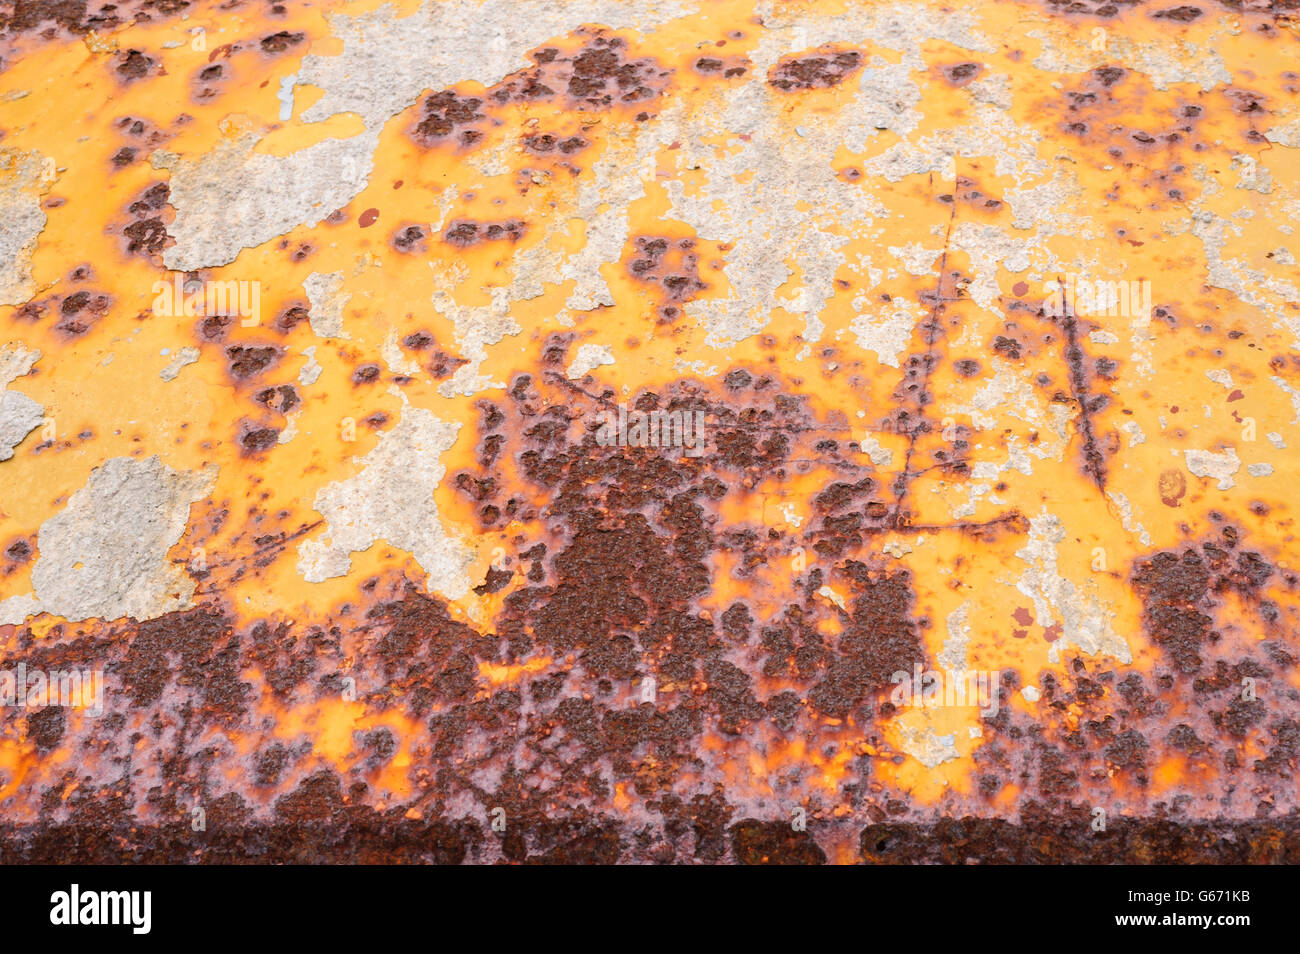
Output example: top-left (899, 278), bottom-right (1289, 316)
top-left (1184, 447), bottom-right (1240, 490)
top-left (0, 390), bottom-right (44, 461)
top-left (303, 271), bottom-right (352, 339)
top-left (1265, 117), bottom-right (1300, 149)
top-left (0, 150), bottom-right (48, 306)
top-left (1013, 508), bottom-right (1131, 665)
top-left (297, 400), bottom-right (474, 599)
top-left (156, 132), bottom-right (379, 271)
top-left (431, 265), bottom-right (522, 399)
top-left (566, 343), bottom-right (615, 379)
top-left (0, 341), bottom-right (44, 461)
top-left (161, 0), bottom-right (689, 271)
top-left (0, 456), bottom-right (217, 625)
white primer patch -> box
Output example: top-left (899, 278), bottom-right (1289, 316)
top-left (0, 456), bottom-right (216, 625)
top-left (298, 401), bottom-right (474, 600)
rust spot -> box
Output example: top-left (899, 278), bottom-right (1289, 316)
top-left (489, 31), bottom-right (672, 115)
top-left (860, 810), bottom-right (1299, 863)
top-left (273, 303), bottom-right (310, 334)
top-left (1153, 4), bottom-right (1204, 20)
top-left (52, 288), bottom-right (112, 336)
top-left (768, 47), bottom-right (862, 91)
top-left (260, 30), bottom-right (303, 54)
top-left (410, 89), bottom-right (487, 148)
top-left (4, 539), bottom-right (32, 563)
top-left (390, 224), bottom-right (427, 254)
top-left (443, 218), bottom-right (526, 247)
top-left (194, 61), bottom-right (231, 102)
top-left (254, 384), bottom-right (299, 414)
top-left (731, 820), bottom-right (826, 864)
top-left (115, 49), bottom-right (154, 81)
top-left (238, 423), bottom-right (280, 453)
top-left (26, 706), bottom-right (64, 750)
top-left (351, 363), bottom-right (380, 385)
top-left (1132, 548), bottom-right (1214, 673)
top-left (123, 218), bottom-right (168, 255)
top-left (522, 133), bottom-right (589, 155)
top-left (626, 235), bottom-right (707, 303)
top-left (226, 344), bottom-right (279, 380)
top-left (429, 351), bottom-right (468, 379)
top-left (1158, 468), bottom-right (1187, 507)
top-left (692, 53), bottom-right (749, 79)
top-left (941, 61), bottom-right (984, 87)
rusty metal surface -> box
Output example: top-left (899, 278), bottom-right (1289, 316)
top-left (0, 0), bottom-right (1298, 863)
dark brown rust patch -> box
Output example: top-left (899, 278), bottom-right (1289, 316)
top-left (443, 218), bottom-right (526, 248)
top-left (121, 182), bottom-right (172, 260)
top-left (1, 0), bottom-right (91, 38)
top-left (691, 52), bottom-right (749, 79)
top-left (730, 820), bottom-right (826, 864)
top-left (26, 706), bottom-right (64, 750)
top-left (768, 47), bottom-right (862, 91)
top-left (3, 538), bottom-right (33, 564)
top-left (115, 49), bottom-right (154, 81)
top-left (1152, 5), bottom-right (1205, 20)
top-left (254, 384), bottom-right (299, 414)
top-left (410, 89), bottom-right (489, 149)
top-left (260, 30), bottom-right (304, 54)
top-left (809, 565), bottom-right (923, 719)
top-left (1132, 537), bottom-right (1276, 674)
top-left (861, 809), bottom-right (1300, 864)
top-left (350, 363), bottom-right (380, 385)
top-left (53, 288), bottom-right (111, 336)
top-left (490, 31), bottom-right (672, 114)
top-left (522, 132), bottom-right (589, 156)
top-left (226, 344), bottom-right (279, 380)
top-left (626, 235), bottom-right (707, 303)
top-left (0, 0), bottom-right (202, 45)
top-left (429, 350), bottom-right (468, 380)
top-left (390, 224), bottom-right (428, 254)
top-left (1133, 549), bottom-right (1213, 674)
top-left (193, 57), bottom-right (235, 102)
top-left (123, 218), bottom-right (168, 256)
top-left (237, 420), bottom-right (280, 453)
top-left (120, 606), bottom-right (245, 717)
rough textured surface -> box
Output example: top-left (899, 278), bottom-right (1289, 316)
top-left (0, 456), bottom-right (215, 624)
top-left (0, 151), bottom-right (47, 306)
top-left (297, 400), bottom-right (472, 598)
top-left (0, 0), bottom-right (1298, 864)
top-left (0, 341), bottom-right (43, 461)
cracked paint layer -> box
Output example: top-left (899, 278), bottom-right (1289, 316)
top-left (0, 0), bottom-right (1298, 864)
